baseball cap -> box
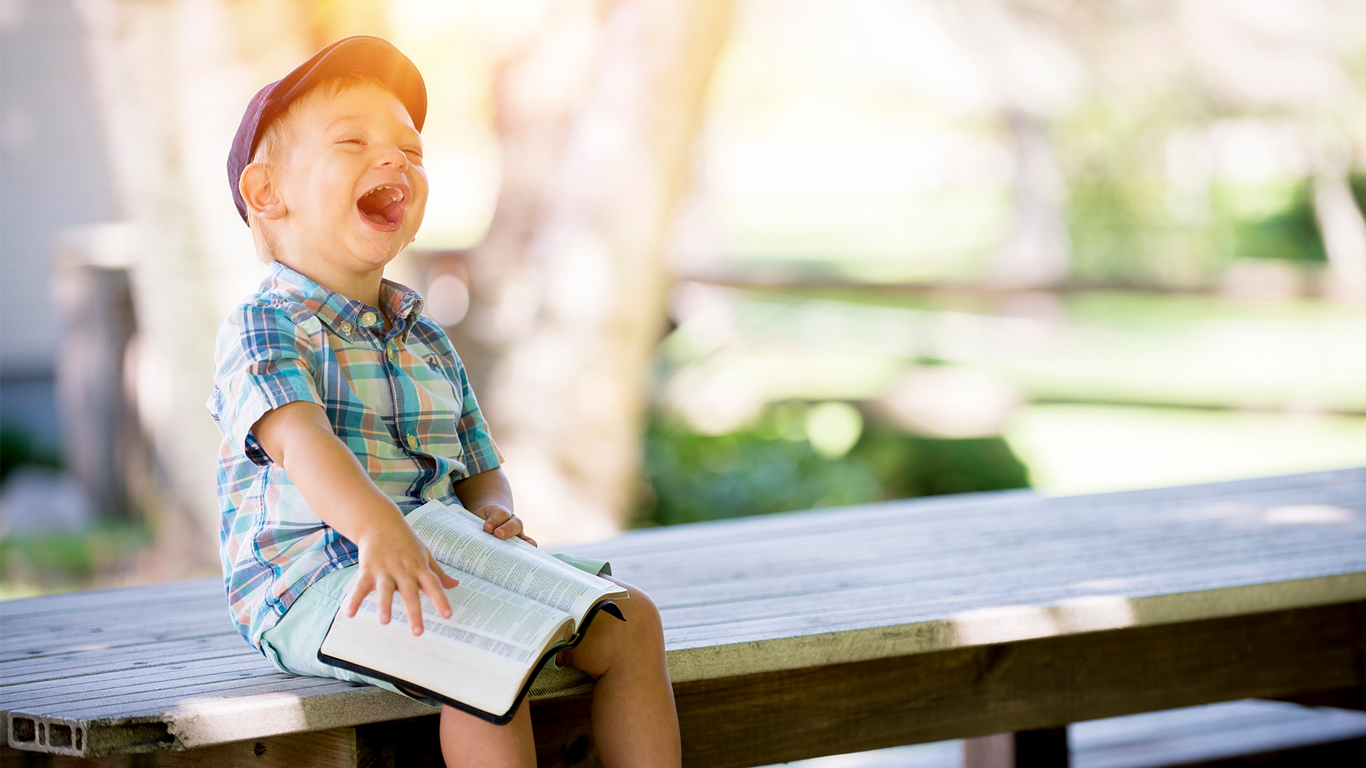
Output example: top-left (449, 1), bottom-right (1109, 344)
top-left (227, 35), bottom-right (427, 224)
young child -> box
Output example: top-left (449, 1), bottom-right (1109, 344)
top-left (208, 36), bottom-right (680, 767)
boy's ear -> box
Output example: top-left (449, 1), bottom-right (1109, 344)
top-left (239, 163), bottom-right (286, 220)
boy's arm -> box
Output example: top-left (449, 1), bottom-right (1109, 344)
top-left (454, 466), bottom-right (536, 547)
top-left (252, 400), bottom-right (458, 635)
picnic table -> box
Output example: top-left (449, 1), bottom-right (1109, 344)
top-left (3, 467), bottom-right (1365, 767)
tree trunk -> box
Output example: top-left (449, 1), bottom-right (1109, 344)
top-left (74, 0), bottom-right (386, 572)
top-left (1310, 136), bottom-right (1366, 302)
top-left (457, 0), bottom-right (735, 543)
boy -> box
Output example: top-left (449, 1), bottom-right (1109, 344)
top-left (208, 36), bottom-right (680, 766)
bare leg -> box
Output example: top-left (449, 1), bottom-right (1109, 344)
top-left (440, 699), bottom-right (536, 768)
top-left (557, 577), bottom-right (681, 768)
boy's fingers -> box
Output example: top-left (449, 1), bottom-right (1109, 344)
top-left (418, 570), bottom-right (453, 618)
top-left (375, 575), bottom-right (395, 624)
top-left (397, 581), bottom-right (424, 635)
top-left (494, 515), bottom-right (522, 540)
top-left (345, 573), bottom-right (374, 617)
top-left (482, 507), bottom-right (510, 533)
top-left (428, 556), bottom-right (460, 592)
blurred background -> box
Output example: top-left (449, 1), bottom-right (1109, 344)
top-left (2, 0), bottom-right (1365, 599)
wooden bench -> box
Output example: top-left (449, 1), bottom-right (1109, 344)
top-left (4, 467), bottom-right (1365, 767)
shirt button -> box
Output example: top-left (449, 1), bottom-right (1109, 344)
top-left (338, 321), bottom-right (353, 335)
top-left (360, 311), bottom-right (378, 327)
top-left (388, 347), bottom-right (399, 362)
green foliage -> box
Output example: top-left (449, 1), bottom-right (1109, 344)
top-left (1221, 181), bottom-right (1326, 263)
top-left (0, 521), bottom-right (152, 591)
top-left (1057, 106), bottom-right (1366, 282)
top-left (0, 427), bottom-right (62, 485)
top-left (1351, 173), bottom-right (1366, 213)
top-left (1058, 104), bottom-right (1206, 285)
top-left (632, 406), bottom-right (1031, 528)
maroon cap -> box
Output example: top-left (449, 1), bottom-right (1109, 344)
top-left (227, 35), bottom-right (427, 224)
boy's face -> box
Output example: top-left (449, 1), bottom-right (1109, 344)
top-left (268, 81), bottom-right (428, 276)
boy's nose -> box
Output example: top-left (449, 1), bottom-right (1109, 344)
top-left (376, 147), bottom-right (408, 169)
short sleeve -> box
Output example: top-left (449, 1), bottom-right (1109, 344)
top-left (449, 350), bottom-right (502, 475)
top-left (208, 304), bottom-right (324, 466)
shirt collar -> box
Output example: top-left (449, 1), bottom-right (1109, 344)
top-left (264, 261), bottom-right (425, 339)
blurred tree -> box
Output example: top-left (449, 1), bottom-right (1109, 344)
top-left (635, 409), bottom-right (1030, 528)
top-left (76, 0), bottom-right (734, 566)
top-left (453, 0), bottom-right (736, 542)
top-left (75, 0), bottom-right (391, 571)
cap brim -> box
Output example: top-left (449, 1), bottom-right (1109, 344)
top-left (228, 36), bottom-right (427, 224)
top-left (272, 36), bottom-right (427, 136)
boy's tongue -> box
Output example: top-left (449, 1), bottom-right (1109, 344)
top-left (357, 186), bottom-right (404, 226)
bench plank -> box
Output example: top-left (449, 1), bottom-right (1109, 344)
top-left (3, 656), bottom-right (274, 706)
top-left (2, 636), bottom-right (248, 683)
top-left (569, 468), bottom-right (1363, 558)
top-left (0, 580), bottom-right (219, 619)
top-left (3, 467), bottom-right (1364, 760)
top-left (531, 603), bottom-right (1365, 768)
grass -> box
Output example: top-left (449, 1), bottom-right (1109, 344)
top-left (1005, 403), bottom-right (1366, 495)
top-left (660, 285), bottom-right (1366, 498)
top-left (0, 520), bottom-right (153, 599)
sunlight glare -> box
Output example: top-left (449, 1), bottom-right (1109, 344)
top-left (1261, 504), bottom-right (1354, 525)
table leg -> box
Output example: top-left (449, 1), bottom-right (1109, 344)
top-left (963, 726), bottom-right (1069, 768)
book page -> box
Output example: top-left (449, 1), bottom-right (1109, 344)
top-left (347, 568), bottom-right (570, 666)
top-left (324, 567), bottom-right (576, 717)
top-left (406, 501), bottom-right (627, 621)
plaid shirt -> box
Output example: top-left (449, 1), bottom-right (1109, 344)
top-left (207, 261), bottom-right (501, 650)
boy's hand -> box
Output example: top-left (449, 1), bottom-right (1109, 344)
top-left (476, 504), bottom-right (537, 547)
top-left (344, 516), bottom-right (459, 635)
top-left (251, 401), bottom-right (459, 636)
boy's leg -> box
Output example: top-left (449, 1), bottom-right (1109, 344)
top-left (260, 566), bottom-right (443, 707)
top-left (555, 577), bottom-right (681, 768)
top-left (440, 699), bottom-right (536, 768)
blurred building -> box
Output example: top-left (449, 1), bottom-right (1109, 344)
top-left (0, 0), bottom-right (118, 459)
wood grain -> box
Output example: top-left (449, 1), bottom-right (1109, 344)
top-left (534, 603), bottom-right (1366, 768)
top-left (3, 468), bottom-right (1364, 762)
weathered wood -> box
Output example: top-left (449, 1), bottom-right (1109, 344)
top-left (0, 579), bottom-right (219, 620)
top-left (962, 727), bottom-right (1069, 768)
top-left (1071, 700), bottom-right (1366, 765)
top-left (1158, 737), bottom-right (1366, 767)
top-left (35, 676), bottom-right (348, 720)
top-left (584, 483), bottom-right (1366, 573)
top-left (1, 656), bottom-right (271, 705)
top-left (4, 469), bottom-right (1365, 762)
top-left (569, 467), bottom-right (1365, 560)
top-left (0, 636), bottom-right (244, 674)
top-left (646, 604), bottom-right (1359, 768)
top-left (4, 705), bottom-right (1365, 768)
top-left (0, 729), bottom-right (359, 767)
top-left (1270, 686), bottom-right (1366, 712)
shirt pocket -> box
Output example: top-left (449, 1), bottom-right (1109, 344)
top-left (401, 357), bottom-right (466, 460)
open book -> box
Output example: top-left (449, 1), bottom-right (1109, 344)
top-left (317, 500), bottom-right (627, 724)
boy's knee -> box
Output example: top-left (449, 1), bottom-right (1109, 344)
top-left (560, 579), bottom-right (665, 677)
top-left (611, 582), bottom-right (666, 655)
top-left (605, 579), bottom-right (663, 633)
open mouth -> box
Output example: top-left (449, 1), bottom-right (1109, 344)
top-left (356, 184), bottom-right (408, 229)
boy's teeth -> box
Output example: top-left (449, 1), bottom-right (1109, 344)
top-left (358, 185), bottom-right (406, 224)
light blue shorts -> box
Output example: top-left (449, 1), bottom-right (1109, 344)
top-left (259, 553), bottom-right (612, 707)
